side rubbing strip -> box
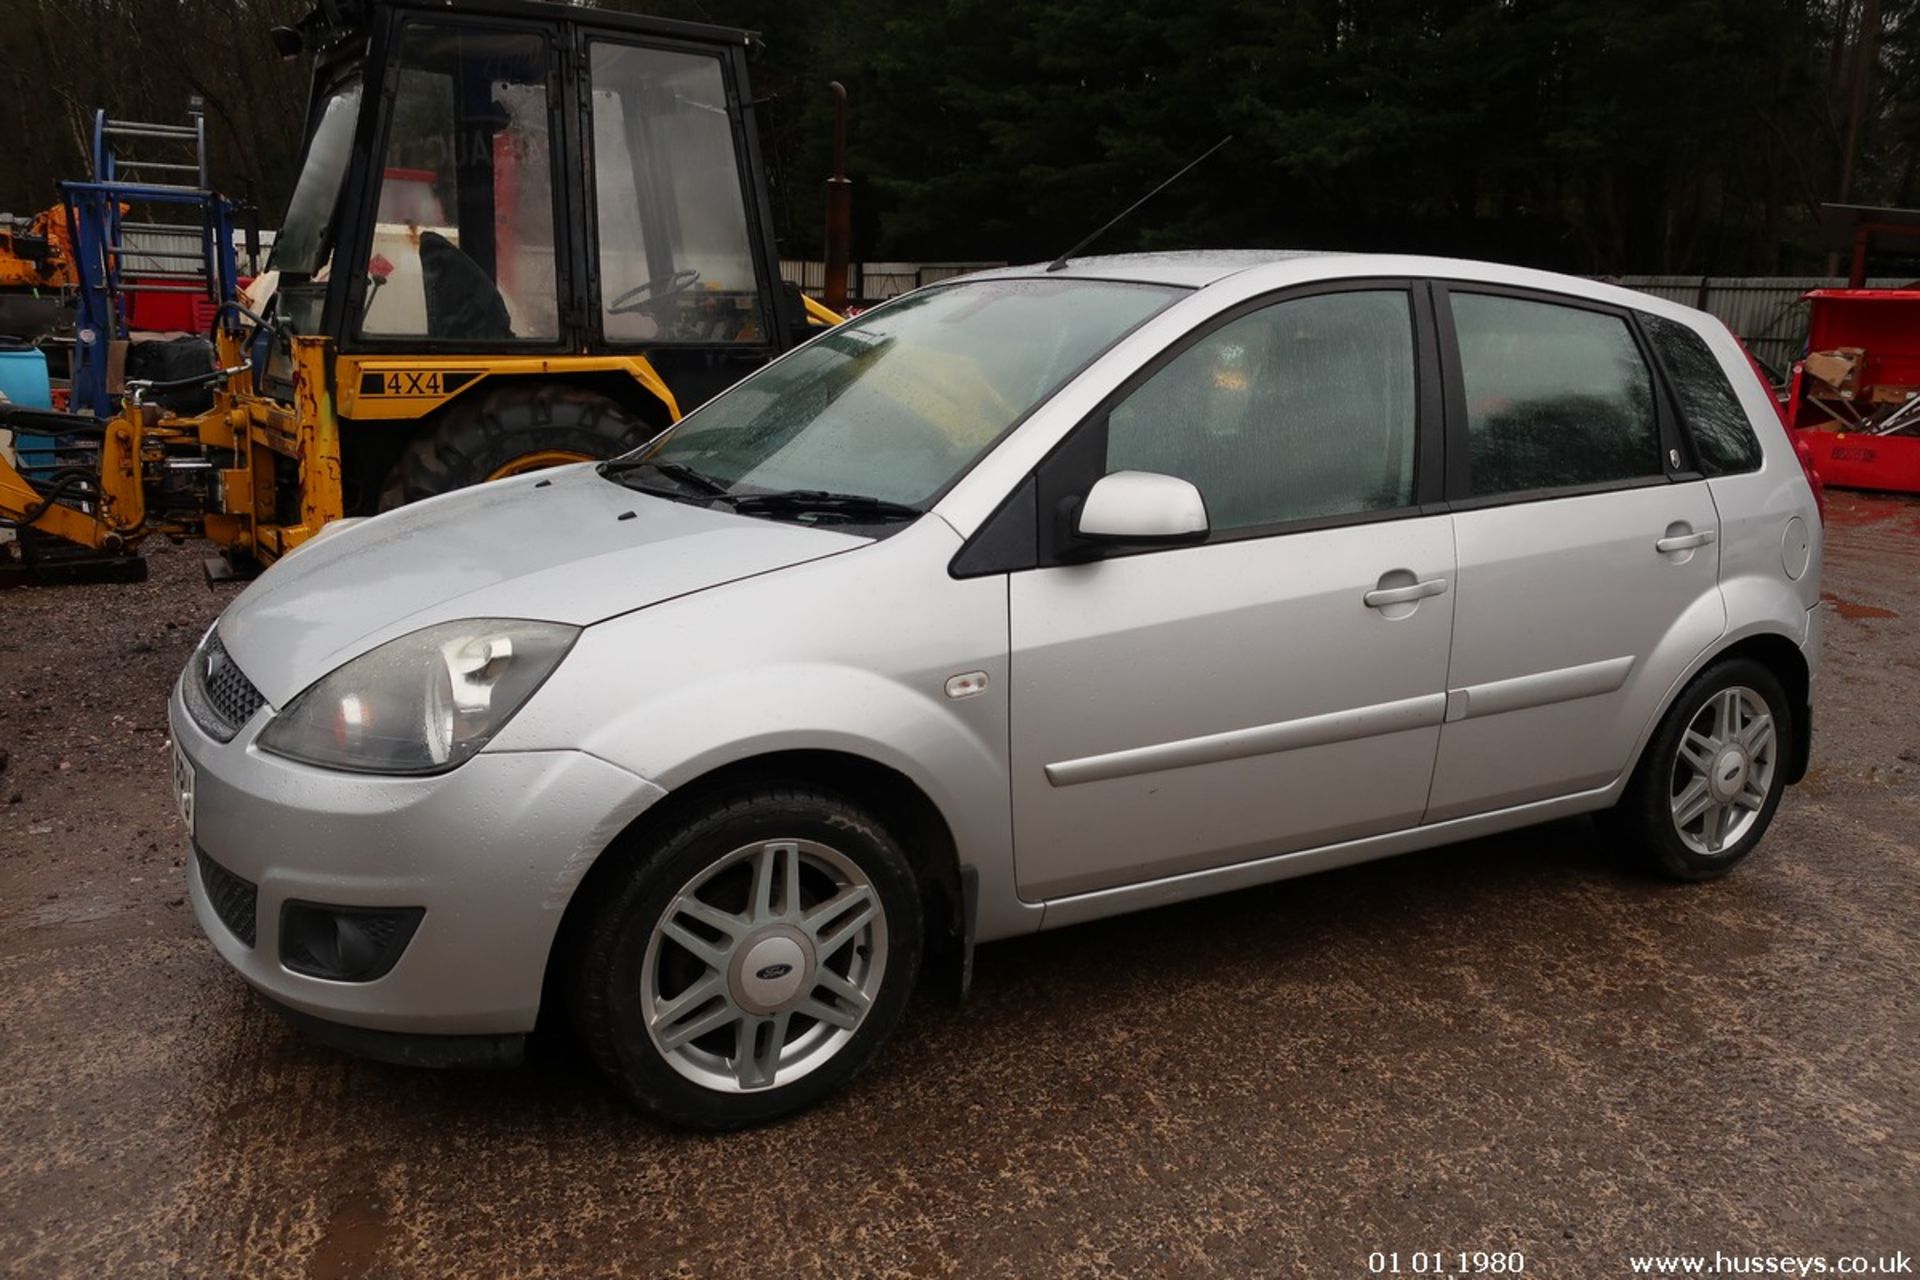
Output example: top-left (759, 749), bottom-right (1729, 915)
top-left (1445, 655), bottom-right (1635, 722)
top-left (1044, 692), bottom-right (1448, 788)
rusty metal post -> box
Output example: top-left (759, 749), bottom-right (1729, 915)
top-left (824, 82), bottom-right (851, 313)
top-left (1828, 0), bottom-right (1883, 277)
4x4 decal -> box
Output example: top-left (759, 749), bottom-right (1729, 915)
top-left (357, 370), bottom-right (482, 398)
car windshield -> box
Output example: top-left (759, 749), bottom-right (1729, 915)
top-left (270, 77), bottom-right (364, 276)
top-left (637, 277), bottom-right (1181, 508)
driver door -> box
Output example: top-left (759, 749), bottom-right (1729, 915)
top-left (1009, 286), bottom-right (1457, 899)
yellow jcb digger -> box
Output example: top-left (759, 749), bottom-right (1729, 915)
top-left (0, 0), bottom-right (839, 583)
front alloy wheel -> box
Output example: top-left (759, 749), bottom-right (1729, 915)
top-left (642, 838), bottom-right (887, 1093)
top-left (573, 787), bottom-right (921, 1128)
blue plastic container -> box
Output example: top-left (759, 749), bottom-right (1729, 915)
top-left (0, 345), bottom-right (56, 476)
top-left (0, 345), bottom-right (50, 408)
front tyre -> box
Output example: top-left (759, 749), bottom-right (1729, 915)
top-left (1607, 657), bottom-right (1792, 881)
top-left (572, 787), bottom-right (922, 1129)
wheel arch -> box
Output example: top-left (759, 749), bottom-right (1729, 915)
top-left (524, 368), bottom-right (679, 433)
top-left (540, 748), bottom-right (969, 1026)
top-left (1714, 632), bottom-right (1812, 783)
top-left (1624, 626), bottom-right (1814, 791)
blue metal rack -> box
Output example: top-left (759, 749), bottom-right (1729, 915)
top-left (58, 104), bottom-right (239, 421)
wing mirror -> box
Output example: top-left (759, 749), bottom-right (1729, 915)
top-left (1074, 471), bottom-right (1210, 546)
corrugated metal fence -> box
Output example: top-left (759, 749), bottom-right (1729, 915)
top-left (780, 260), bottom-right (1004, 305)
top-left (778, 264), bottom-right (1913, 369)
top-left (1612, 275), bottom-right (1911, 375)
top-left (117, 226), bottom-right (273, 275)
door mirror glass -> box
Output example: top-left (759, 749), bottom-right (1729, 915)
top-left (1075, 471), bottom-right (1210, 545)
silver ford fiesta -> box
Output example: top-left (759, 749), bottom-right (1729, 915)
top-left (172, 251), bottom-right (1824, 1128)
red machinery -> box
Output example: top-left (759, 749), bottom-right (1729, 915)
top-left (1785, 205), bottom-right (1920, 493)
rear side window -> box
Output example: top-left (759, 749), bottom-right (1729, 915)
top-left (1450, 293), bottom-right (1661, 497)
top-left (1640, 314), bottom-right (1764, 475)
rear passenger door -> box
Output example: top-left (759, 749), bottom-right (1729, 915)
top-left (1425, 285), bottom-right (1725, 822)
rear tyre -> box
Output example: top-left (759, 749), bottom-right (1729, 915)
top-left (571, 787), bottom-right (922, 1129)
top-left (378, 384), bottom-right (656, 509)
top-left (1603, 657), bottom-right (1791, 881)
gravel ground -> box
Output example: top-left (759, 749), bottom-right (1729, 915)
top-left (0, 495), bottom-right (1915, 1279)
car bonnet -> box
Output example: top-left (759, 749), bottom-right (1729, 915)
top-left (214, 464), bottom-right (871, 707)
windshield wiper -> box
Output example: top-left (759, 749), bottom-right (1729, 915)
top-left (726, 489), bottom-right (923, 523)
top-left (598, 457), bottom-right (731, 496)
top-left (596, 464), bottom-right (920, 523)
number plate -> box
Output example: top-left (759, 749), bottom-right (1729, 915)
top-left (171, 741), bottom-right (195, 837)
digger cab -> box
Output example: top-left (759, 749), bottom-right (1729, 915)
top-left (264, 0), bottom-right (814, 506)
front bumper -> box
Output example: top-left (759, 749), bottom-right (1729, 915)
top-left (172, 683), bottom-right (665, 1037)
top-left (264, 995), bottom-right (526, 1069)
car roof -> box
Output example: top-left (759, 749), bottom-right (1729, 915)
top-left (961, 250), bottom-right (1708, 323)
top-left (965, 250), bottom-right (1347, 288)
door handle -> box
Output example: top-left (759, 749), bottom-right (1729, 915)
top-left (1655, 529), bottom-right (1717, 553)
top-left (1364, 578), bottom-right (1449, 608)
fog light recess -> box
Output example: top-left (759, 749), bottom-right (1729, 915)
top-left (279, 902), bottom-right (424, 982)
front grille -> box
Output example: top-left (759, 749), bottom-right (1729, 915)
top-left (183, 630), bottom-right (265, 742)
top-left (196, 847), bottom-right (258, 947)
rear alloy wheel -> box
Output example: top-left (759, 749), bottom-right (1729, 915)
top-left (573, 788), bottom-right (921, 1128)
top-left (1669, 685), bottom-right (1778, 858)
top-left (1604, 657), bottom-right (1792, 881)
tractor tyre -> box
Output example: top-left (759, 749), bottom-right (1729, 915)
top-left (379, 384), bottom-right (658, 510)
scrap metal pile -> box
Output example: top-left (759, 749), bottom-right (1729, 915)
top-left (1789, 289), bottom-right (1920, 493)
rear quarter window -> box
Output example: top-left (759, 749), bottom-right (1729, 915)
top-left (1641, 313), bottom-right (1764, 475)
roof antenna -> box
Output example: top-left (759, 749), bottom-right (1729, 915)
top-left (1046, 135), bottom-right (1233, 273)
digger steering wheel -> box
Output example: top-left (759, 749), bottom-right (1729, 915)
top-left (609, 268), bottom-right (703, 316)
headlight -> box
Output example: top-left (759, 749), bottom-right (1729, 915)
top-left (258, 619), bottom-right (579, 774)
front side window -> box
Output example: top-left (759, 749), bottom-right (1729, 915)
top-left (645, 278), bottom-right (1179, 506)
top-left (1452, 293), bottom-right (1660, 497)
top-left (1105, 290), bottom-right (1419, 532)
top-left (359, 25), bottom-right (559, 341)
top-left (590, 44), bottom-right (763, 344)
top-left (1641, 313), bottom-right (1764, 475)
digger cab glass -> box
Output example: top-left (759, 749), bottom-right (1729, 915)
top-left (272, 77), bottom-right (363, 278)
top-left (588, 43), bottom-right (765, 344)
top-left (260, 73), bottom-right (365, 395)
top-left (359, 23), bottom-right (561, 342)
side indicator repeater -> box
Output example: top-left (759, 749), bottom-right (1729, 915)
top-left (944, 671), bottom-right (989, 700)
